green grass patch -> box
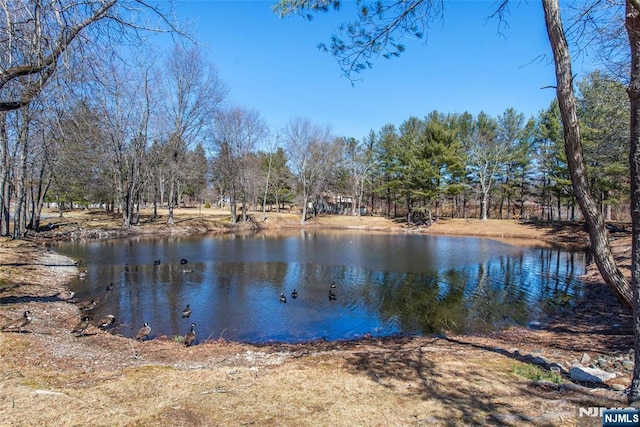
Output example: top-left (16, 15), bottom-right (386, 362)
top-left (512, 363), bottom-right (563, 383)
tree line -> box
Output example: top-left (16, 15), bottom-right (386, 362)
top-left (0, 47), bottom-right (630, 237)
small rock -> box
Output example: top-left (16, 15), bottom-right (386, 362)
top-left (580, 353), bottom-right (591, 365)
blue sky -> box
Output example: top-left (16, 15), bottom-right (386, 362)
top-left (169, 1), bottom-right (594, 140)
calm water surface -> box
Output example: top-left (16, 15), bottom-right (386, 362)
top-left (55, 230), bottom-right (587, 344)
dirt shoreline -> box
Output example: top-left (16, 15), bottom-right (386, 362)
top-left (0, 209), bottom-right (633, 426)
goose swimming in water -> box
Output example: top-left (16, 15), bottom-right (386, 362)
top-left (180, 258), bottom-right (188, 265)
top-left (280, 293), bottom-right (287, 303)
top-left (291, 289), bottom-right (298, 299)
top-left (154, 259), bottom-right (161, 265)
top-left (329, 289), bottom-right (337, 300)
top-left (135, 322), bottom-right (151, 341)
top-left (184, 323), bottom-right (196, 346)
top-left (181, 304), bottom-right (192, 318)
top-left (1, 310), bottom-right (32, 333)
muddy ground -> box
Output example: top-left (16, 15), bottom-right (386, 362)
top-left (0, 209), bottom-right (634, 426)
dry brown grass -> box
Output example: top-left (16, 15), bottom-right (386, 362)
top-left (0, 209), bottom-right (630, 426)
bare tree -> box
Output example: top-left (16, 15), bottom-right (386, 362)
top-left (461, 112), bottom-right (506, 220)
top-left (162, 44), bottom-right (227, 225)
top-left (282, 117), bottom-right (335, 223)
top-left (343, 136), bottom-right (375, 216)
top-left (0, 0), bottom-right (184, 238)
top-left (261, 129), bottom-right (282, 221)
top-left (96, 56), bottom-right (158, 227)
top-left (0, 0), bottom-right (182, 112)
top-left (210, 107), bottom-right (266, 224)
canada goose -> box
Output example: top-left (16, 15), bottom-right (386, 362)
top-left (72, 316), bottom-right (90, 336)
top-left (180, 258), bottom-right (188, 265)
top-left (184, 323), bottom-right (196, 346)
top-left (291, 289), bottom-right (298, 299)
top-left (1, 310), bottom-right (32, 333)
top-left (279, 293), bottom-right (287, 303)
top-left (79, 270), bottom-right (87, 279)
top-left (181, 304), bottom-right (192, 318)
top-left (329, 289), bottom-right (337, 300)
top-left (154, 259), bottom-right (161, 265)
top-left (330, 282), bottom-right (336, 289)
top-left (105, 283), bottom-right (114, 292)
top-left (182, 269), bottom-right (193, 274)
top-left (135, 322), bottom-right (151, 341)
top-left (97, 314), bottom-right (116, 329)
top-left (76, 299), bottom-right (97, 311)
top-left (56, 290), bottom-right (75, 301)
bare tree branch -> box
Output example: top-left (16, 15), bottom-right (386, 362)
top-left (0, 0), bottom-right (184, 112)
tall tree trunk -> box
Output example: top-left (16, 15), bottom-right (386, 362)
top-left (262, 154), bottom-right (272, 221)
top-left (167, 178), bottom-right (175, 225)
top-left (0, 113), bottom-right (10, 236)
top-left (13, 120), bottom-right (29, 239)
top-left (625, 0), bottom-right (640, 403)
top-left (229, 184), bottom-right (237, 225)
top-left (29, 173), bottom-right (50, 231)
top-left (480, 191), bottom-right (488, 220)
top-left (300, 187), bottom-right (308, 225)
top-left (543, 0), bottom-right (632, 308)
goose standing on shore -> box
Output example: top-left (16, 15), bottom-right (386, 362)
top-left (135, 322), bottom-right (151, 341)
top-left (72, 316), bottom-right (90, 337)
top-left (184, 323), bottom-right (196, 346)
top-left (56, 290), bottom-right (75, 301)
top-left (97, 314), bottom-right (116, 329)
top-left (1, 310), bottom-right (32, 333)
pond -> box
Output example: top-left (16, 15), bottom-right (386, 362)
top-left (55, 230), bottom-right (588, 344)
